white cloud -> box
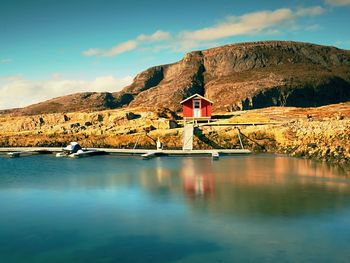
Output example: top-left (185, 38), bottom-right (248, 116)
top-left (104, 40), bottom-right (138, 57)
top-left (83, 40), bottom-right (138, 57)
top-left (178, 9), bottom-right (291, 42)
top-left (83, 6), bottom-right (325, 55)
top-left (136, 30), bottom-right (171, 42)
top-left (0, 58), bottom-right (12, 64)
top-left (82, 30), bottom-right (170, 57)
top-left (325, 0), bottom-right (350, 6)
top-left (168, 6), bottom-right (325, 51)
top-left (0, 75), bottom-right (133, 109)
top-left (178, 7), bottom-right (325, 43)
top-left (89, 75), bottom-right (132, 91)
top-left (82, 48), bottom-right (103, 57)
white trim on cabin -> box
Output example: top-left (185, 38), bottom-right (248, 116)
top-left (180, 93), bottom-right (214, 104)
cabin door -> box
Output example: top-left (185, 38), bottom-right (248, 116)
top-left (193, 99), bottom-right (201, 118)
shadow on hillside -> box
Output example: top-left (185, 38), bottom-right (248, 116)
top-left (212, 114), bottom-right (234, 119)
top-left (194, 127), bottom-right (224, 149)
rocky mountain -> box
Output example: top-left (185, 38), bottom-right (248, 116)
top-left (116, 41), bottom-right (350, 112)
top-left (5, 41), bottom-right (350, 115)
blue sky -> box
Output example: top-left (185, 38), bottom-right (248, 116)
top-left (1, 0), bottom-right (350, 109)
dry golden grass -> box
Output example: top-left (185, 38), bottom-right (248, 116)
top-left (0, 103), bottom-right (349, 166)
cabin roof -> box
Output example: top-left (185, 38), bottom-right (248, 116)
top-left (180, 93), bottom-right (214, 104)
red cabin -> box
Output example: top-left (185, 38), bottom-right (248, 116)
top-left (180, 94), bottom-right (213, 119)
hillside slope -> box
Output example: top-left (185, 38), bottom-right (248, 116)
top-left (4, 92), bottom-right (118, 115)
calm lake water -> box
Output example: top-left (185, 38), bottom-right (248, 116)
top-left (0, 154), bottom-right (349, 263)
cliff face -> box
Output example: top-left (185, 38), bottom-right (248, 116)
top-left (114, 52), bottom-right (206, 110)
top-left (5, 41), bottom-right (350, 115)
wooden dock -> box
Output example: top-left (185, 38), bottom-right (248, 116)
top-left (0, 147), bottom-right (251, 158)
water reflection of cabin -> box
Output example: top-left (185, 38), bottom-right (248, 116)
top-left (180, 94), bottom-right (213, 120)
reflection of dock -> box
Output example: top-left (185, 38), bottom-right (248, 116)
top-left (0, 147), bottom-right (250, 158)
top-left (3, 148), bottom-right (60, 158)
top-left (136, 149), bottom-right (249, 156)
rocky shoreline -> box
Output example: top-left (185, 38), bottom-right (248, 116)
top-left (1, 103), bottom-right (349, 169)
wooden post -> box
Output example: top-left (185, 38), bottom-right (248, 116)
top-left (133, 134), bottom-right (141, 150)
top-left (236, 128), bottom-right (244, 149)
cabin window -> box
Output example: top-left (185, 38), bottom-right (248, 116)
top-left (194, 100), bottom-right (200, 109)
